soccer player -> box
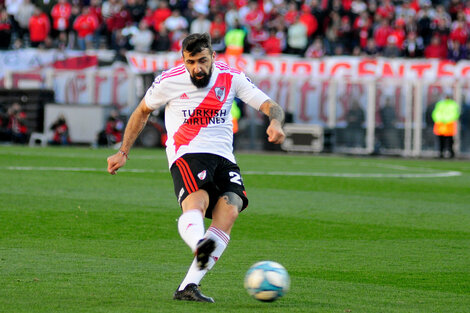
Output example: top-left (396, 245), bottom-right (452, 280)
top-left (107, 32), bottom-right (285, 303)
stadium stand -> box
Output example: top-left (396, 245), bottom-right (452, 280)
top-left (0, 0), bottom-right (469, 60)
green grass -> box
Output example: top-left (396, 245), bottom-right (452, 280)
top-left (1, 146), bottom-right (470, 313)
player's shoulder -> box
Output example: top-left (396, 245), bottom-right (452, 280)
top-left (215, 61), bottom-right (243, 75)
top-left (156, 64), bottom-right (187, 84)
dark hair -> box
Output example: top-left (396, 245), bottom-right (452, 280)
top-left (182, 32), bottom-right (213, 56)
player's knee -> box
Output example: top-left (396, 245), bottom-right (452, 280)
top-left (220, 192), bottom-right (243, 213)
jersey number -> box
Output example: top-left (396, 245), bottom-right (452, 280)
top-left (229, 171), bottom-right (242, 185)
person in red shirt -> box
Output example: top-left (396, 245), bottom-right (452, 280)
top-left (376, 0), bottom-right (394, 20)
top-left (49, 115), bottom-right (71, 145)
top-left (51, 0), bottom-right (72, 38)
top-left (299, 4), bottom-right (318, 38)
top-left (244, 1), bottom-right (265, 30)
top-left (388, 18), bottom-right (406, 49)
top-left (73, 6), bottom-right (99, 50)
top-left (449, 20), bottom-right (468, 46)
top-left (284, 2), bottom-right (298, 26)
top-left (424, 35), bottom-right (447, 59)
top-left (152, 0), bottom-right (172, 32)
top-left (373, 18), bottom-right (392, 51)
top-left (263, 28), bottom-right (283, 55)
top-left (29, 7), bottom-right (50, 47)
top-left (210, 13), bottom-right (226, 38)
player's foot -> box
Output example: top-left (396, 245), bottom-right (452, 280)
top-left (173, 283), bottom-right (215, 303)
top-left (195, 237), bottom-right (216, 270)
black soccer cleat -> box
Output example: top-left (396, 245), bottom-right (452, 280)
top-left (173, 283), bottom-right (215, 303)
top-left (195, 237), bottom-right (216, 270)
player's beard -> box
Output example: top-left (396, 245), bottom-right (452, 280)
top-left (190, 66), bottom-right (213, 88)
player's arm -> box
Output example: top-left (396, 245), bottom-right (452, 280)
top-left (107, 98), bottom-right (153, 175)
top-left (259, 99), bottom-right (285, 144)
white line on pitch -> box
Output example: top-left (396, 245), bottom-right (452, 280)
top-left (1, 166), bottom-right (462, 178)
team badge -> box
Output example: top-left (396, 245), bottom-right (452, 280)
top-left (214, 87), bottom-right (226, 102)
top-left (198, 170), bottom-right (207, 180)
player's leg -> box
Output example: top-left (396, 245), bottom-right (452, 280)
top-left (200, 192), bottom-right (242, 272)
top-left (175, 192), bottom-right (241, 302)
top-left (178, 190), bottom-right (209, 252)
top-left (171, 155), bottom-right (216, 302)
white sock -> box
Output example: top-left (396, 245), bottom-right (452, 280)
top-left (178, 210), bottom-right (205, 252)
top-left (205, 226), bottom-right (230, 270)
top-left (178, 226), bottom-right (230, 290)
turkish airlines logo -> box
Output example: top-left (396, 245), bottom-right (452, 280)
top-left (214, 87), bottom-right (225, 102)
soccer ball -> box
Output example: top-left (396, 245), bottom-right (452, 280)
top-left (244, 261), bottom-right (290, 302)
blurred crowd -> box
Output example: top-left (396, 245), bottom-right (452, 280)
top-left (1, 0), bottom-right (470, 60)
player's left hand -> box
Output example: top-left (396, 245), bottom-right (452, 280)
top-left (266, 120), bottom-right (285, 144)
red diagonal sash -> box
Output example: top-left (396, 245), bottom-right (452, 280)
top-left (173, 73), bottom-right (232, 153)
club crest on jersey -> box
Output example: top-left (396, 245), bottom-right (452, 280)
top-left (214, 87), bottom-right (226, 102)
top-left (197, 170), bottom-right (207, 180)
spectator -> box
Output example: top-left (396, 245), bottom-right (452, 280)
top-left (224, 2), bottom-right (239, 30)
top-left (337, 15), bottom-right (353, 53)
top-left (287, 15), bottom-right (308, 56)
top-left (51, 0), bottom-right (72, 38)
top-left (353, 11), bottom-right (372, 50)
top-left (105, 110), bottom-right (124, 144)
top-left (164, 9), bottom-right (188, 39)
top-left (449, 19), bottom-right (468, 46)
top-left (29, 7), bottom-right (50, 48)
top-left (416, 3), bottom-right (434, 46)
top-left (49, 114), bottom-right (70, 145)
top-left (5, 0), bottom-right (21, 34)
top-left (373, 18), bottom-right (392, 52)
top-left (210, 13), bottom-right (226, 38)
top-left (14, 0), bottom-right (35, 42)
top-left (190, 11), bottom-right (210, 34)
top-left (403, 31), bottom-right (424, 58)
top-left (299, 4), bottom-right (318, 38)
top-left (305, 37), bottom-right (325, 58)
top-left (247, 23), bottom-right (268, 55)
top-left (0, 8), bottom-right (11, 49)
top-left (284, 2), bottom-right (299, 26)
top-left (243, 0), bottom-right (264, 30)
top-left (152, 26), bottom-right (171, 51)
top-left (211, 28), bottom-right (226, 53)
top-left (99, 110), bottom-right (124, 146)
top-left (73, 6), bottom-right (99, 50)
top-left (345, 99), bottom-right (365, 148)
top-left (125, 0), bottom-right (146, 23)
top-left (447, 40), bottom-right (468, 62)
top-left (424, 35), bottom-right (447, 59)
top-left (263, 28), bottom-right (283, 55)
top-left (129, 20), bottom-right (154, 52)
top-left (379, 97), bottom-right (400, 149)
top-left (89, 0), bottom-right (104, 48)
top-left (151, 0), bottom-right (172, 32)
top-left (7, 103), bottom-right (28, 144)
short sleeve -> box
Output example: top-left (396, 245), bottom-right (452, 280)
top-left (234, 72), bottom-right (270, 110)
top-left (144, 75), bottom-right (169, 110)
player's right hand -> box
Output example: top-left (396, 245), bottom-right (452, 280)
top-left (107, 152), bottom-right (127, 175)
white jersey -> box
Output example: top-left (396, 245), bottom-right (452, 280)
top-left (144, 61), bottom-right (270, 168)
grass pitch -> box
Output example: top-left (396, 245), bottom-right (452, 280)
top-left (1, 146), bottom-right (469, 313)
